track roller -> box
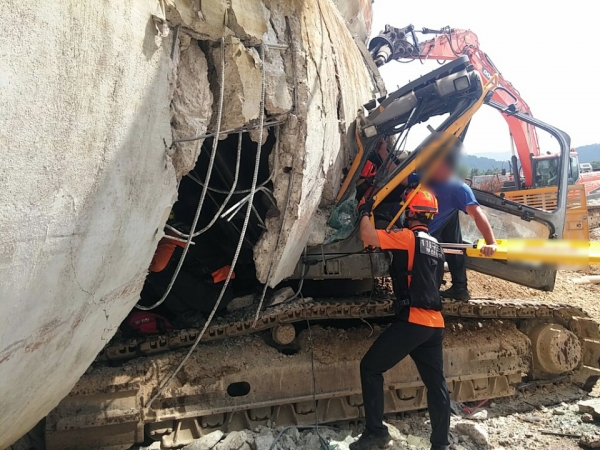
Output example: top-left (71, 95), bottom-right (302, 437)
top-left (527, 323), bottom-right (582, 377)
top-left (271, 324), bottom-right (296, 345)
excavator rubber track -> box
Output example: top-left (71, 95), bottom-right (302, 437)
top-left (45, 297), bottom-right (600, 449)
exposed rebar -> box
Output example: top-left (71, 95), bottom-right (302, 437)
top-left (252, 164), bottom-right (295, 327)
top-left (172, 119), bottom-right (285, 143)
top-left (192, 132), bottom-right (243, 236)
top-left (147, 43), bottom-right (268, 406)
top-left (136, 36), bottom-right (227, 311)
top-left (187, 127), bottom-right (281, 195)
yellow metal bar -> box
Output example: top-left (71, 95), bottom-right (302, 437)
top-left (336, 125), bottom-right (365, 202)
top-left (465, 238), bottom-right (600, 265)
top-left (373, 75), bottom-right (499, 212)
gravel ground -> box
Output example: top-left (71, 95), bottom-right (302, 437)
top-left (136, 381), bottom-right (598, 450)
top-left (136, 382), bottom-right (600, 449)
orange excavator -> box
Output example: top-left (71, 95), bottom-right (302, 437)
top-left (368, 24), bottom-right (600, 194)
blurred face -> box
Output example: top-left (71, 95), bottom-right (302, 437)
top-left (430, 161), bottom-right (453, 183)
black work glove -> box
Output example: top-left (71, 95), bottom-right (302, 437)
top-left (357, 197), bottom-right (375, 218)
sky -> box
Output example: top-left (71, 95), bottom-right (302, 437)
top-left (370, 0), bottom-right (599, 155)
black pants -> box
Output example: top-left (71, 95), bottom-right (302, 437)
top-left (360, 320), bottom-right (450, 449)
top-left (432, 210), bottom-right (467, 289)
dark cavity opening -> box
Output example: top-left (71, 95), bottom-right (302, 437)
top-left (227, 381), bottom-right (251, 397)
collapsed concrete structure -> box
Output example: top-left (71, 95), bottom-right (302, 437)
top-left (0, 0), bottom-right (382, 446)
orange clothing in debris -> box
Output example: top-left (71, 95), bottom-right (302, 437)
top-left (150, 235), bottom-right (185, 272)
top-left (149, 233), bottom-right (235, 282)
top-left (376, 227), bottom-right (444, 328)
top-left (211, 265), bottom-right (233, 283)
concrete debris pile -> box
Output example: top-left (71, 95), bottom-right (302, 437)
top-left (132, 419), bottom-right (498, 450)
top-left (133, 427), bottom-right (356, 450)
top-left (0, 0), bottom-right (383, 445)
top-left (164, 0), bottom-right (383, 287)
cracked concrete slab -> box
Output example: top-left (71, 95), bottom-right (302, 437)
top-left (209, 37), bottom-right (262, 132)
top-left (253, 0), bottom-right (379, 286)
top-left (1, 0), bottom-right (378, 445)
top-left (170, 36), bottom-right (214, 178)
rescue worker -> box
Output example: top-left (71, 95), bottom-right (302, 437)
top-left (376, 139), bottom-right (497, 300)
top-left (412, 155), bottom-right (497, 300)
top-left (350, 189), bottom-right (450, 450)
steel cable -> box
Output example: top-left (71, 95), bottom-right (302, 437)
top-left (135, 36), bottom-right (227, 311)
top-left (147, 43), bottom-right (268, 406)
top-left (136, 37), bottom-right (226, 311)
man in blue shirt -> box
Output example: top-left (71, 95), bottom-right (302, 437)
top-left (378, 141), bottom-right (498, 300)
top-left (428, 178), bottom-right (497, 299)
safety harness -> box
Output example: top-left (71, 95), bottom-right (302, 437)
top-left (389, 230), bottom-right (445, 311)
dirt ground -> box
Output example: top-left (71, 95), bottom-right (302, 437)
top-left (466, 267), bottom-right (600, 320)
top-left (385, 229), bottom-right (600, 450)
top-left (217, 245), bottom-right (600, 449)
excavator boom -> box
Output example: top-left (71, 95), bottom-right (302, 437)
top-left (369, 25), bottom-right (541, 187)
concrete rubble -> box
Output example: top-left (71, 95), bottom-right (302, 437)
top-left (454, 421), bottom-right (490, 447)
top-left (227, 294), bottom-right (256, 312)
top-left (170, 34), bottom-right (214, 178)
top-left (1, 0), bottom-right (381, 445)
top-left (581, 435), bottom-right (600, 449)
top-left (269, 286), bottom-right (295, 305)
top-left (578, 398), bottom-right (600, 419)
top-left (185, 430), bottom-right (225, 450)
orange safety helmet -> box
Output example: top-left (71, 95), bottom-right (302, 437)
top-left (402, 189), bottom-right (438, 220)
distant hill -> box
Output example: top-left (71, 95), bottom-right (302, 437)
top-left (461, 144), bottom-right (600, 171)
top-left (476, 151), bottom-right (512, 161)
top-left (460, 154), bottom-right (506, 172)
top-left (575, 144), bottom-right (600, 163)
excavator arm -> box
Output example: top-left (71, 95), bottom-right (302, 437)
top-left (369, 25), bottom-right (541, 187)
top-left (291, 56), bottom-right (571, 292)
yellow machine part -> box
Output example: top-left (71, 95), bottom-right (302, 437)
top-left (374, 76), bottom-right (499, 213)
top-left (500, 184), bottom-right (589, 240)
top-left (465, 238), bottom-right (600, 265)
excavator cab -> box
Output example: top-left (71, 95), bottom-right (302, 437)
top-left (533, 155), bottom-right (561, 188)
top-left (291, 57), bottom-right (572, 292)
top-left (531, 151), bottom-right (580, 187)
